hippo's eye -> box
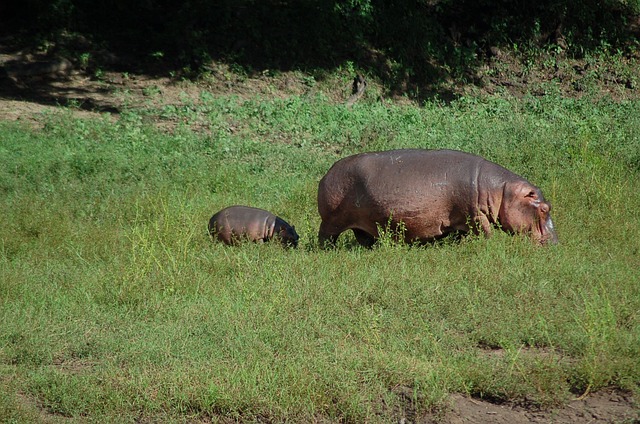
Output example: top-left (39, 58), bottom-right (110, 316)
top-left (525, 191), bottom-right (537, 198)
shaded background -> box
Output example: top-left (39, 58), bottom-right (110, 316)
top-left (1, 0), bottom-right (639, 95)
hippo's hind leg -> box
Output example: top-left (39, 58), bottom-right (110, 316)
top-left (352, 229), bottom-right (376, 248)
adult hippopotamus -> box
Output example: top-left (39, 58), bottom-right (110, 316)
top-left (209, 206), bottom-right (299, 247)
top-left (317, 149), bottom-right (558, 247)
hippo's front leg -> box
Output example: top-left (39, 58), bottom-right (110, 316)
top-left (319, 221), bottom-right (342, 247)
top-left (473, 214), bottom-right (493, 237)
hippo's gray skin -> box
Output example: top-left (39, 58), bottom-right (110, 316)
top-left (317, 149), bottom-right (558, 247)
top-left (209, 206), bottom-right (299, 247)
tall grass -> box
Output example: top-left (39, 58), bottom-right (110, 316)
top-left (1, 93), bottom-right (639, 422)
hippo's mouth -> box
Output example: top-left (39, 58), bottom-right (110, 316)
top-left (538, 218), bottom-right (558, 245)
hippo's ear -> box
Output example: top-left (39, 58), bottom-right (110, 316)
top-left (524, 190), bottom-right (538, 199)
top-left (523, 190), bottom-right (543, 208)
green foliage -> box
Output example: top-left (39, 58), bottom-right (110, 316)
top-left (4, 1), bottom-right (639, 98)
top-left (1, 93), bottom-right (639, 421)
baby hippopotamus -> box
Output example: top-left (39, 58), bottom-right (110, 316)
top-left (208, 205), bottom-right (299, 247)
top-left (318, 149), bottom-right (558, 247)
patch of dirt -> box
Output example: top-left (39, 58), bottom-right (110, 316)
top-left (51, 357), bottom-right (96, 375)
top-left (13, 392), bottom-right (73, 423)
top-left (0, 35), bottom-right (331, 131)
top-left (386, 383), bottom-right (638, 424)
top-left (433, 390), bottom-right (638, 424)
top-left (419, 346), bottom-right (639, 423)
top-left (0, 52), bottom-right (200, 128)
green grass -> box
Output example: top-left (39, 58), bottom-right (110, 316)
top-left (1, 92), bottom-right (639, 422)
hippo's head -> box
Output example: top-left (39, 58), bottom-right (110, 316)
top-left (277, 224), bottom-right (300, 248)
top-left (499, 182), bottom-right (558, 246)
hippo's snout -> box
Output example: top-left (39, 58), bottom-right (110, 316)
top-left (280, 225), bottom-right (300, 248)
top-left (540, 218), bottom-right (558, 245)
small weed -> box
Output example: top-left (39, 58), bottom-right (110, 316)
top-left (375, 215), bottom-right (408, 248)
top-left (78, 52), bottom-right (91, 69)
top-left (301, 75), bottom-right (316, 87)
top-left (142, 85), bottom-right (162, 97)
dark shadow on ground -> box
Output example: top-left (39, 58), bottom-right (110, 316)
top-left (0, 76), bottom-right (120, 115)
top-left (1, 0), bottom-right (639, 106)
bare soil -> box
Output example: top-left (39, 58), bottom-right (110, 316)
top-left (1, 41), bottom-right (639, 424)
top-left (431, 390), bottom-right (638, 424)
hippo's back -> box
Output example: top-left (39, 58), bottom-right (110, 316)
top-left (209, 205), bottom-right (275, 244)
top-left (323, 149), bottom-right (516, 184)
top-left (319, 149), bottom-right (515, 216)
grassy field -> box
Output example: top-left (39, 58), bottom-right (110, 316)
top-left (1, 92), bottom-right (639, 422)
